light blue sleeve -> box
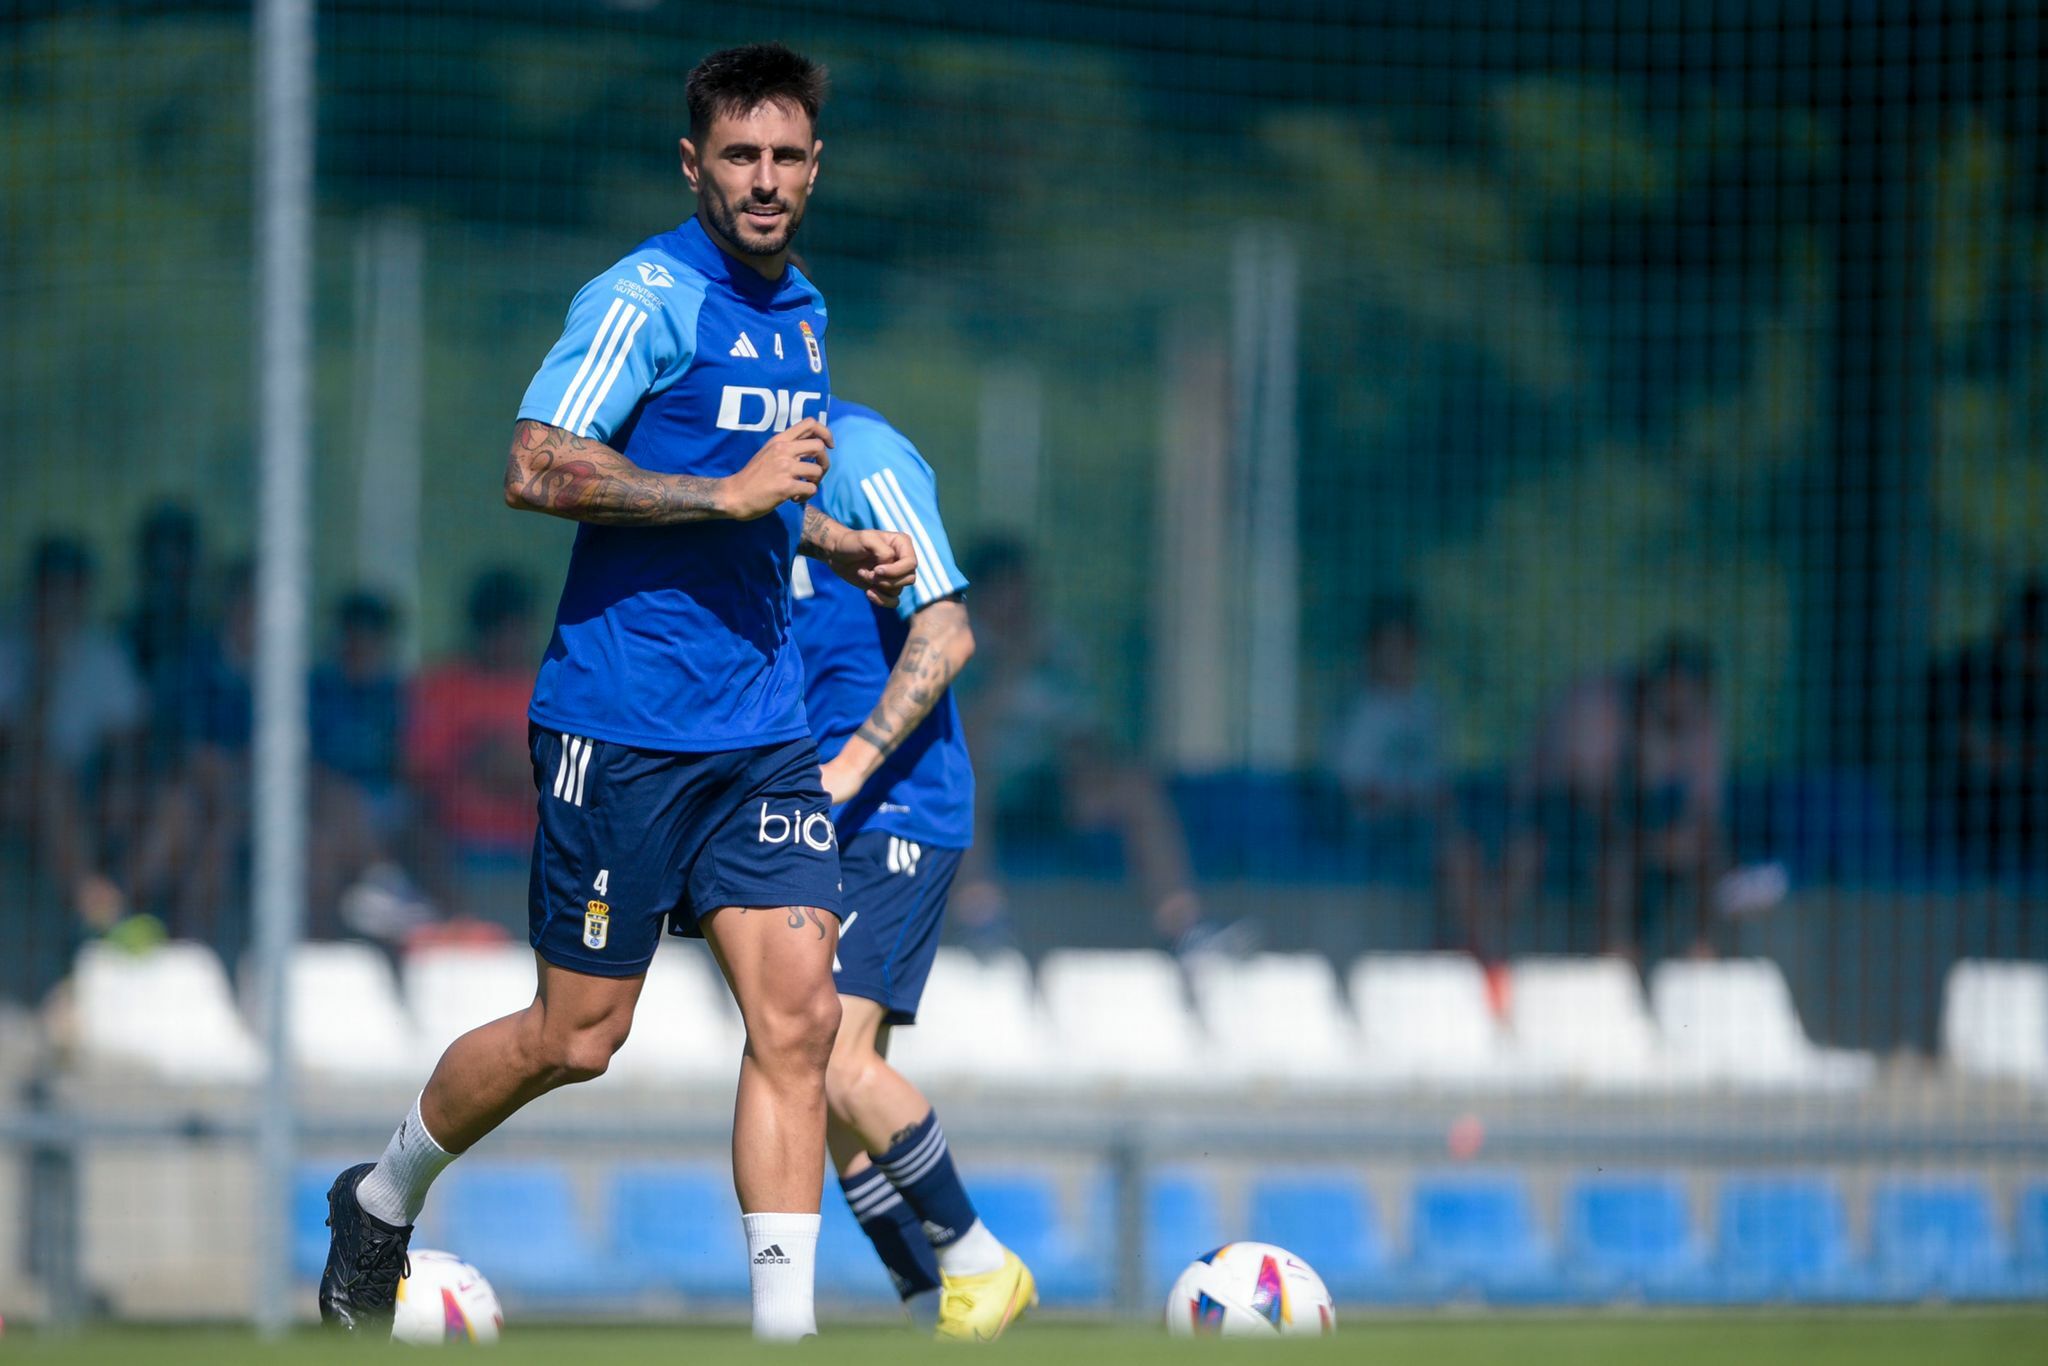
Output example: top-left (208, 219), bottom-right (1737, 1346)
top-left (824, 419), bottom-right (969, 621)
top-left (516, 254), bottom-right (699, 443)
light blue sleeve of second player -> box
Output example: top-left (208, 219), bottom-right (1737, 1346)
top-left (820, 420), bottom-right (969, 621)
top-left (516, 253), bottom-right (702, 444)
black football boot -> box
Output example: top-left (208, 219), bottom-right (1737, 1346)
top-left (317, 1162), bottom-right (413, 1334)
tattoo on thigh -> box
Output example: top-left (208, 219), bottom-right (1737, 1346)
top-left (739, 906), bottom-right (827, 940)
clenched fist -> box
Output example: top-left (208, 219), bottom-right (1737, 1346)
top-left (825, 527), bottom-right (918, 610)
top-left (718, 418), bottom-right (834, 521)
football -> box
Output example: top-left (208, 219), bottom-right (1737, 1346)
top-left (391, 1248), bottom-right (503, 1345)
top-left (1164, 1241), bottom-right (1336, 1337)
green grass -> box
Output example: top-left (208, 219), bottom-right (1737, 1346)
top-left (10, 1313), bottom-right (2047, 1365)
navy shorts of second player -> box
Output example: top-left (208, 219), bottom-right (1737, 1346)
top-left (830, 830), bottom-right (964, 1025)
top-left (529, 726), bottom-right (843, 978)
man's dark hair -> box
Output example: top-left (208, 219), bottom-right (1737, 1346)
top-left (466, 566), bottom-right (533, 639)
top-left (2001, 575), bottom-right (2047, 642)
top-left (336, 589), bottom-right (397, 636)
top-left (1363, 591), bottom-right (1421, 646)
top-left (138, 501), bottom-right (199, 566)
top-left (687, 42), bottom-right (828, 144)
top-left (30, 533), bottom-right (93, 586)
top-left (1644, 633), bottom-right (1716, 687)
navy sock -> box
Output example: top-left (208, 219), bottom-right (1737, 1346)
top-left (872, 1109), bottom-right (979, 1248)
top-left (841, 1163), bottom-right (940, 1299)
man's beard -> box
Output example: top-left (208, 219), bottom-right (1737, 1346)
top-left (705, 185), bottom-right (804, 257)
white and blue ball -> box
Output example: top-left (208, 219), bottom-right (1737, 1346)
top-left (391, 1248), bottom-right (503, 1345)
top-left (1164, 1241), bottom-right (1335, 1337)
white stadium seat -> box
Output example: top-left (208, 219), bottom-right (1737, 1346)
top-left (401, 943), bottom-right (537, 1063)
top-left (1506, 956), bottom-right (1661, 1088)
top-left (74, 941), bottom-right (263, 1083)
top-left (886, 948), bottom-right (1056, 1087)
top-left (285, 942), bottom-right (416, 1081)
top-left (605, 944), bottom-right (742, 1085)
top-left (1650, 958), bottom-right (1874, 1089)
top-left (1943, 959), bottom-right (2048, 1083)
top-left (1038, 949), bottom-right (1208, 1086)
top-left (1349, 953), bottom-right (1522, 1086)
top-left (1188, 952), bottom-right (1360, 1084)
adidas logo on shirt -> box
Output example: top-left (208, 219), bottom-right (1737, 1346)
top-left (730, 332), bottom-right (760, 359)
top-left (753, 1243), bottom-right (791, 1265)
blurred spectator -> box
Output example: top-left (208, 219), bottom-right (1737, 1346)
top-left (1499, 635), bottom-right (1727, 962)
top-left (405, 567), bottom-right (539, 928)
top-left (311, 591), bottom-right (405, 805)
top-left (1331, 593), bottom-right (1447, 833)
top-left (126, 502), bottom-right (212, 778)
top-left (0, 535), bottom-right (145, 1001)
top-left (133, 577), bottom-right (435, 948)
top-left (1926, 577), bottom-right (2048, 877)
top-left (309, 590), bottom-right (432, 940)
top-left (1326, 592), bottom-right (1483, 928)
top-left (126, 561), bottom-right (257, 954)
top-left (955, 538), bottom-right (1226, 953)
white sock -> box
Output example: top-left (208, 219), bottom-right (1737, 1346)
top-left (743, 1211), bottom-right (820, 1341)
top-left (904, 1287), bottom-right (941, 1331)
top-left (354, 1094), bottom-right (456, 1227)
top-left (935, 1218), bottom-right (1005, 1277)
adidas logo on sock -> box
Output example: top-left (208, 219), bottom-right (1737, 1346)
top-left (753, 1243), bottom-right (792, 1265)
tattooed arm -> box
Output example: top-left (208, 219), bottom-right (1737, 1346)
top-left (503, 417), bottom-right (833, 525)
top-left (818, 596), bottom-right (974, 804)
top-left (799, 505), bottom-right (919, 610)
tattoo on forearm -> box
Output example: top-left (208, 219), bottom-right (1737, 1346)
top-left (506, 420), bottom-right (722, 525)
top-left (856, 603), bottom-right (968, 760)
top-left (799, 505), bottom-right (839, 556)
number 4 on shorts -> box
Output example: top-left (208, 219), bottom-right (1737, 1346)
top-left (593, 868), bottom-right (610, 896)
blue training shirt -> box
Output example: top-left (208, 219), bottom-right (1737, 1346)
top-left (516, 217), bottom-right (830, 752)
top-left (791, 402), bottom-right (974, 849)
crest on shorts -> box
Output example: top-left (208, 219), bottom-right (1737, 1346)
top-left (583, 900), bottom-right (611, 950)
top-left (799, 319), bottom-right (823, 374)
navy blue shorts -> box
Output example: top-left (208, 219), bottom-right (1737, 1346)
top-left (528, 726), bottom-right (842, 978)
top-left (829, 831), bottom-right (963, 1025)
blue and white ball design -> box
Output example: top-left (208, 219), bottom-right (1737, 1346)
top-left (391, 1248), bottom-right (503, 1345)
top-left (1165, 1241), bottom-right (1336, 1337)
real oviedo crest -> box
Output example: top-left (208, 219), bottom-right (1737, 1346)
top-left (799, 320), bottom-right (823, 374)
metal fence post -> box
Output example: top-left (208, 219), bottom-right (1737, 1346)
top-left (1109, 1126), bottom-right (1148, 1321)
top-left (24, 1085), bottom-right (82, 1333)
top-left (252, 0), bottom-right (316, 1339)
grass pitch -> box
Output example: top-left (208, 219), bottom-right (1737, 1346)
top-left (9, 1312), bottom-right (2046, 1365)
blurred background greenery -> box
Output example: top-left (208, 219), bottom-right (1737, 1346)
top-left (4, 0), bottom-right (2042, 774)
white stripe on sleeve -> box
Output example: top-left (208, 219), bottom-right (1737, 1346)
top-left (860, 475), bottom-right (933, 602)
top-left (548, 297), bottom-right (626, 428)
top-left (858, 476), bottom-right (916, 600)
top-left (879, 467), bottom-right (955, 596)
top-left (571, 307), bottom-right (649, 437)
top-left (867, 468), bottom-right (955, 600)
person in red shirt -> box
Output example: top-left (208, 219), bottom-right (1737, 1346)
top-left (405, 569), bottom-right (540, 920)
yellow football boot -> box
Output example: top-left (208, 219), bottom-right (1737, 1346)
top-left (934, 1250), bottom-right (1037, 1342)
